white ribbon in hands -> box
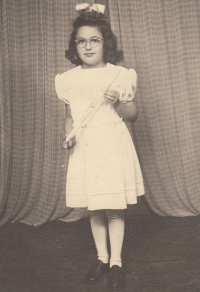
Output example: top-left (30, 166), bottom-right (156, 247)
top-left (64, 68), bottom-right (121, 145)
top-left (76, 3), bottom-right (105, 14)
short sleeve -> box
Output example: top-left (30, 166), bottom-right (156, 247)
top-left (119, 68), bottom-right (138, 104)
top-left (55, 74), bottom-right (70, 105)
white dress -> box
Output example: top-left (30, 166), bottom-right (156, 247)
top-left (55, 63), bottom-right (144, 210)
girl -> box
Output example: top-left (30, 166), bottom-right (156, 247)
top-left (55, 4), bottom-right (144, 289)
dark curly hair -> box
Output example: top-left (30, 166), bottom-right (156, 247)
top-left (65, 10), bottom-right (123, 65)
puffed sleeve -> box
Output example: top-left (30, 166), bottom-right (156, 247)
top-left (119, 68), bottom-right (138, 103)
top-left (55, 73), bottom-right (70, 105)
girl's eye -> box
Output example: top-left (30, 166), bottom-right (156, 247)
top-left (78, 39), bottom-right (86, 45)
top-left (91, 38), bottom-right (100, 43)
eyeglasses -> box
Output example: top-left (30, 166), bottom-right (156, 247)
top-left (75, 37), bottom-right (104, 48)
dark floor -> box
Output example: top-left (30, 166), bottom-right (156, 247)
top-left (1, 201), bottom-right (200, 292)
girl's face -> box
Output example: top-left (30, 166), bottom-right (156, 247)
top-left (75, 26), bottom-right (106, 69)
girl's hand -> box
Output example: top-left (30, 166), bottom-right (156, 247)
top-left (63, 135), bottom-right (76, 149)
top-left (104, 89), bottom-right (120, 105)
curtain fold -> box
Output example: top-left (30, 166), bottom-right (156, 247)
top-left (0, 0), bottom-right (89, 226)
top-left (108, 0), bottom-right (200, 216)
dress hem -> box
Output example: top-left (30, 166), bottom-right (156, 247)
top-left (66, 186), bottom-right (145, 211)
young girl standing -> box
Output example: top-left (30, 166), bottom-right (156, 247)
top-left (55, 4), bottom-right (144, 289)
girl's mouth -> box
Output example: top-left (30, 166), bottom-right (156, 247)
top-left (84, 53), bottom-right (95, 57)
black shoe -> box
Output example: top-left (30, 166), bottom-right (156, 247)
top-left (109, 265), bottom-right (124, 289)
top-left (85, 260), bottom-right (109, 283)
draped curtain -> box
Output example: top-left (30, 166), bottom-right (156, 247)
top-left (108, 0), bottom-right (200, 216)
top-left (1, 0), bottom-right (200, 226)
top-left (0, 0), bottom-right (88, 226)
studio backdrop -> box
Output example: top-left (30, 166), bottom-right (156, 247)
top-left (1, 0), bottom-right (200, 226)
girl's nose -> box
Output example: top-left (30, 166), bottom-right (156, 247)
top-left (85, 40), bottom-right (92, 50)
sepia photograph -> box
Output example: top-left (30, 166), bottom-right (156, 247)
top-left (0, 0), bottom-right (200, 291)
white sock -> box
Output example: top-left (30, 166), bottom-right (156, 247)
top-left (89, 210), bottom-right (109, 264)
top-left (106, 209), bottom-right (124, 268)
top-left (110, 259), bottom-right (122, 268)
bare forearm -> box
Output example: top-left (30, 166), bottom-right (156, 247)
top-left (62, 104), bottom-right (76, 149)
top-left (104, 89), bottom-right (138, 123)
top-left (64, 104), bottom-right (74, 135)
top-left (113, 100), bottom-right (138, 123)
top-left (64, 116), bottom-right (73, 135)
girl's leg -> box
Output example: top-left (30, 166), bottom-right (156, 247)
top-left (89, 210), bottom-right (109, 264)
top-left (106, 209), bottom-right (125, 268)
top-left (106, 209), bottom-right (125, 289)
top-left (85, 210), bottom-right (109, 283)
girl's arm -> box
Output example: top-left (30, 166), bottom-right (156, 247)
top-left (64, 104), bottom-right (73, 134)
top-left (104, 89), bottom-right (138, 123)
top-left (113, 99), bottom-right (138, 123)
top-left (63, 104), bottom-right (76, 149)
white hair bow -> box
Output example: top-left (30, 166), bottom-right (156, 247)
top-left (76, 3), bottom-right (105, 14)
